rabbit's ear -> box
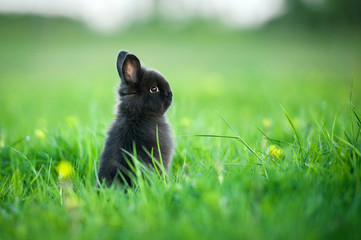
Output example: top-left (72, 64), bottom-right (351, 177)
top-left (117, 51), bottom-right (141, 84)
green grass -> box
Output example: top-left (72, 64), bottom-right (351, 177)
top-left (1, 15), bottom-right (361, 240)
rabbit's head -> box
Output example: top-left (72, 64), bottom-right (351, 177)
top-left (116, 51), bottom-right (173, 117)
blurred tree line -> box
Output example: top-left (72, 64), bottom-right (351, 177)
top-left (278, 0), bottom-right (361, 27)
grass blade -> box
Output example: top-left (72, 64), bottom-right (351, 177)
top-left (281, 106), bottom-right (305, 160)
top-left (216, 112), bottom-right (269, 168)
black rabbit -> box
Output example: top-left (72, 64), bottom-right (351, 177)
top-left (97, 51), bottom-right (174, 186)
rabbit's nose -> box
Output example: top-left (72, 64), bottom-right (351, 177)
top-left (166, 91), bottom-right (173, 98)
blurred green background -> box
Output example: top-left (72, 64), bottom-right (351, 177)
top-left (1, 14), bottom-right (360, 138)
top-left (0, 0), bottom-right (361, 239)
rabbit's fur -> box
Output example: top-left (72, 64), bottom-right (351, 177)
top-left (97, 51), bottom-right (174, 186)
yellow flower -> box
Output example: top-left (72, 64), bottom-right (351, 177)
top-left (269, 145), bottom-right (283, 159)
top-left (262, 118), bottom-right (272, 129)
top-left (180, 117), bottom-right (191, 128)
top-left (66, 116), bottom-right (79, 127)
top-left (57, 161), bottom-right (74, 179)
top-left (34, 129), bottom-right (46, 140)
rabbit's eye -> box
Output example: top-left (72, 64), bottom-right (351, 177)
top-left (150, 86), bottom-right (159, 93)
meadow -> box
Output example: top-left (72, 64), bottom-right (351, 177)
top-left (0, 16), bottom-right (361, 239)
